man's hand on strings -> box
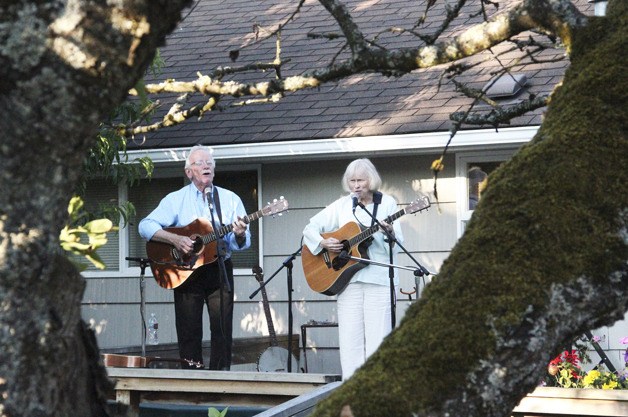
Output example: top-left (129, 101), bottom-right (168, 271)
top-left (232, 217), bottom-right (247, 238)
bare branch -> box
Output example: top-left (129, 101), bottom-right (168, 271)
top-left (450, 93), bottom-right (549, 125)
top-left (231, 0), bottom-right (308, 56)
top-left (317, 0), bottom-right (368, 55)
top-left (415, 0), bottom-right (470, 44)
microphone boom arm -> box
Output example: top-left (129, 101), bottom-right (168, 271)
top-left (338, 252), bottom-right (429, 276)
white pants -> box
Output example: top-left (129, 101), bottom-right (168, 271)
top-left (337, 282), bottom-right (394, 380)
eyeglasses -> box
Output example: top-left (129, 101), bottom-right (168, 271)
top-left (190, 160), bottom-right (213, 167)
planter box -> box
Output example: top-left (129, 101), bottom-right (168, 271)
top-left (512, 386), bottom-right (628, 416)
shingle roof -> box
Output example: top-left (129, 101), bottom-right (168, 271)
top-left (133, 0), bottom-right (592, 150)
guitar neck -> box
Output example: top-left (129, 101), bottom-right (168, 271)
top-left (254, 267), bottom-right (278, 347)
top-left (201, 210), bottom-right (261, 244)
top-left (259, 286), bottom-right (278, 346)
top-left (348, 208), bottom-right (407, 247)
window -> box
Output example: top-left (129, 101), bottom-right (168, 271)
top-left (467, 162), bottom-right (500, 210)
top-left (456, 151), bottom-right (514, 237)
top-left (80, 166), bottom-right (260, 275)
top-left (127, 176), bottom-right (186, 260)
top-left (127, 169), bottom-right (260, 270)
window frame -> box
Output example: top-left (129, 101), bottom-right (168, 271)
top-left (455, 149), bottom-right (516, 238)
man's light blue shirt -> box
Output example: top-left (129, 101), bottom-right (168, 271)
top-left (139, 183), bottom-right (251, 258)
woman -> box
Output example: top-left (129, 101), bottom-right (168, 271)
top-left (302, 158), bottom-right (403, 379)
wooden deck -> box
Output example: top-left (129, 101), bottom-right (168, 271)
top-left (106, 367), bottom-right (340, 417)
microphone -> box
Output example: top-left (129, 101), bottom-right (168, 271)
top-left (351, 193), bottom-right (359, 213)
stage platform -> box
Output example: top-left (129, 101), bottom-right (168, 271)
top-left (106, 367), bottom-right (341, 417)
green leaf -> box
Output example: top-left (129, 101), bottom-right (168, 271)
top-left (67, 196), bottom-right (84, 217)
top-left (85, 219), bottom-right (114, 234)
top-left (207, 406), bottom-right (228, 417)
top-left (85, 252), bottom-right (106, 270)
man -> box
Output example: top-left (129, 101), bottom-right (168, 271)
top-left (139, 145), bottom-right (250, 370)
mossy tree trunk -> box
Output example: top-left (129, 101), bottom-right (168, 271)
top-left (310, 2), bottom-right (627, 417)
top-left (0, 2), bottom-right (190, 416)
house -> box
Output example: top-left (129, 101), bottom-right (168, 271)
top-left (81, 0), bottom-right (626, 375)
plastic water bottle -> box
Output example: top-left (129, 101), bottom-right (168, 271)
top-left (147, 313), bottom-right (159, 345)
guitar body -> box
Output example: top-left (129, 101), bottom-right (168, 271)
top-left (257, 346), bottom-right (299, 373)
top-left (102, 353), bottom-right (148, 368)
top-left (146, 218), bottom-right (217, 289)
top-left (101, 353), bottom-right (202, 368)
top-left (301, 222), bottom-right (370, 296)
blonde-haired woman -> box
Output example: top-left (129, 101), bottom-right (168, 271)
top-left (303, 158), bottom-right (403, 379)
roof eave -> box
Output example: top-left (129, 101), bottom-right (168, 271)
top-left (126, 126), bottom-right (539, 164)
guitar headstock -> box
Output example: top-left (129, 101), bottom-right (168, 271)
top-left (262, 196), bottom-right (289, 217)
top-left (406, 194), bottom-right (431, 214)
top-left (252, 266), bottom-right (264, 283)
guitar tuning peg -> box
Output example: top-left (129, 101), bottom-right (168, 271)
top-left (273, 198), bottom-right (277, 203)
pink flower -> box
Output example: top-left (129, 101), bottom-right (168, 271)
top-left (620, 337), bottom-right (628, 345)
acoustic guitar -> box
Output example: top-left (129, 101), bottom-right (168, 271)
top-left (102, 353), bottom-right (203, 369)
top-left (301, 195), bottom-right (430, 296)
top-left (253, 266), bottom-right (298, 372)
top-left (146, 197), bottom-right (288, 289)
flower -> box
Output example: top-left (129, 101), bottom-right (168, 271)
top-left (582, 370), bottom-right (601, 386)
top-left (545, 350), bottom-right (583, 388)
top-left (544, 335), bottom-right (628, 390)
top-left (603, 380), bottom-right (619, 390)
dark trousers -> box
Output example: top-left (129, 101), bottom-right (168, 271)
top-left (173, 259), bottom-right (234, 370)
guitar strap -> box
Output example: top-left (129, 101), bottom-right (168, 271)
top-left (371, 191), bottom-right (382, 226)
top-left (211, 187), bottom-right (224, 226)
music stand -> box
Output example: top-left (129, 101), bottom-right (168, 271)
top-left (125, 257), bottom-right (152, 357)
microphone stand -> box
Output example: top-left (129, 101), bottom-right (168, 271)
top-left (249, 244), bottom-right (302, 372)
top-left (206, 189), bottom-right (232, 370)
top-left (354, 201), bottom-right (431, 329)
top-left (206, 190), bottom-right (231, 293)
top-left (125, 257), bottom-right (152, 357)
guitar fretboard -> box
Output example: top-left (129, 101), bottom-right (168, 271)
top-left (347, 208), bottom-right (407, 247)
top-left (200, 210), bottom-right (261, 244)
